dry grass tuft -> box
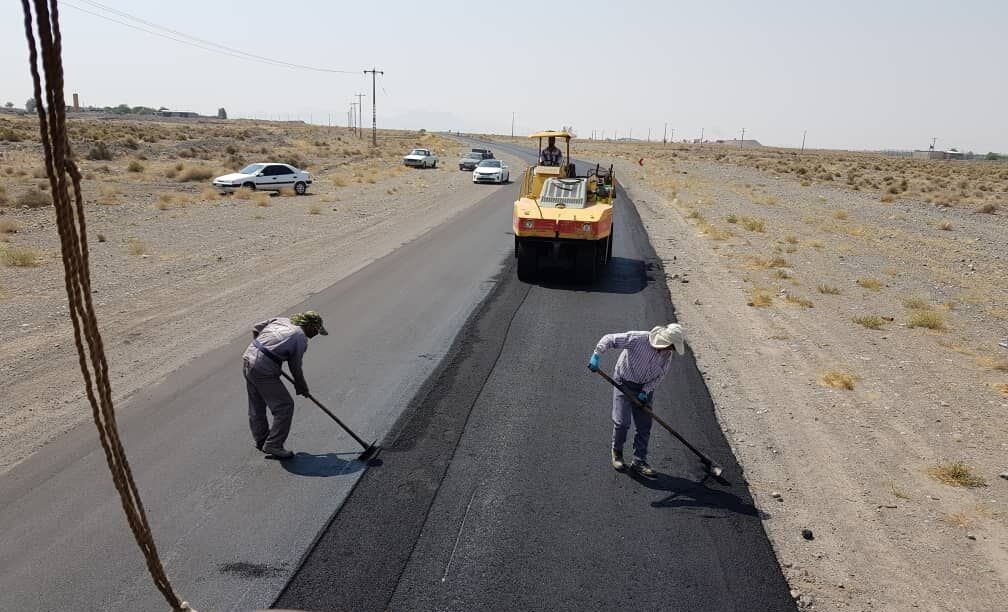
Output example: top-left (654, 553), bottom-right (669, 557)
top-left (907, 309), bottom-right (945, 330)
top-left (331, 175), bottom-right (347, 187)
top-left (785, 294), bottom-right (814, 308)
top-left (856, 277), bottom-right (882, 291)
top-left (253, 193), bottom-right (271, 207)
top-left (725, 214), bottom-right (738, 224)
top-left (0, 218), bottom-right (19, 234)
top-left (16, 189), bottom-right (51, 208)
top-left (833, 209), bottom-right (848, 220)
top-left (819, 369), bottom-right (859, 390)
top-left (902, 294), bottom-right (931, 309)
top-left (127, 160), bottom-right (145, 173)
top-left (976, 203), bottom-right (997, 214)
top-left (308, 206), bottom-right (321, 215)
top-left (750, 255), bottom-right (789, 269)
top-left (853, 315), bottom-right (885, 330)
top-left (997, 383), bottom-right (1008, 395)
top-left (817, 283), bottom-right (841, 295)
top-left (937, 219), bottom-right (953, 231)
top-left (126, 238), bottom-right (148, 256)
top-left (927, 461), bottom-right (986, 488)
top-left (233, 187), bottom-right (254, 200)
top-left (2, 245), bottom-right (42, 267)
top-left (179, 167), bottom-right (214, 182)
top-left (747, 288), bottom-right (773, 307)
top-left (740, 216), bottom-right (766, 232)
top-left (278, 187), bottom-right (297, 197)
top-left (199, 187), bottom-right (222, 201)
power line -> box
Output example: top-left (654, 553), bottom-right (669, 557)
top-left (64, 0), bottom-right (360, 74)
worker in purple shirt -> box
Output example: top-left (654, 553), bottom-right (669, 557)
top-left (242, 311), bottom-right (327, 459)
top-left (588, 324), bottom-right (686, 478)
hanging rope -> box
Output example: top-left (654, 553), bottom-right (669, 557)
top-left (20, 1), bottom-right (192, 609)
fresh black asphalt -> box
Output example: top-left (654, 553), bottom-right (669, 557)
top-left (275, 140), bottom-right (796, 611)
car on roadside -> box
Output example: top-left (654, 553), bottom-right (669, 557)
top-left (473, 159), bottom-right (510, 184)
top-left (472, 148), bottom-right (494, 159)
top-left (212, 162), bottom-right (312, 194)
top-left (458, 151), bottom-right (484, 171)
top-left (403, 148), bottom-right (438, 168)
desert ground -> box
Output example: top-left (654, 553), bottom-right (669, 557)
top-left (487, 135), bottom-right (1007, 611)
top-left (0, 114), bottom-right (525, 474)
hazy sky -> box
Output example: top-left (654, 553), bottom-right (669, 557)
top-left (2, 1), bottom-right (1005, 152)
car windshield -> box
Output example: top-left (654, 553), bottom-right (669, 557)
top-left (239, 164), bottom-right (266, 175)
top-left (410, 149), bottom-right (428, 156)
top-left (478, 160), bottom-right (501, 168)
top-left (538, 178), bottom-right (587, 209)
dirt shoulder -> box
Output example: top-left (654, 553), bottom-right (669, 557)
top-left (0, 118), bottom-right (526, 474)
top-left (608, 152), bottom-right (1007, 611)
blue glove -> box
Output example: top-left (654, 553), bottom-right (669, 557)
top-left (637, 391), bottom-right (649, 403)
top-left (588, 353), bottom-right (600, 372)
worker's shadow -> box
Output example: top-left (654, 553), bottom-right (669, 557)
top-left (633, 472), bottom-right (768, 519)
top-left (279, 452), bottom-right (369, 477)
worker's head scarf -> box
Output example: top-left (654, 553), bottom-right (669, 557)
top-left (649, 323), bottom-right (685, 354)
top-left (291, 311), bottom-right (328, 335)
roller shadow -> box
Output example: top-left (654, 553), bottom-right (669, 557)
top-left (534, 257), bottom-right (652, 294)
top-left (278, 452), bottom-right (368, 477)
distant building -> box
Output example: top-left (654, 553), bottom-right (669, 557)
top-left (157, 109), bottom-right (200, 118)
top-left (713, 138), bottom-right (763, 147)
top-left (912, 149), bottom-right (965, 160)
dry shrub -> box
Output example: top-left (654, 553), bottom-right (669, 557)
top-left (817, 284), bottom-right (841, 295)
top-left (87, 140), bottom-right (112, 160)
top-left (976, 203), bottom-right (997, 214)
top-left (96, 233), bottom-right (106, 243)
top-left (253, 193), bottom-right (271, 207)
top-left (199, 187), bottom-right (222, 201)
top-left (997, 383), bottom-right (1008, 395)
top-left (750, 255), bottom-right (789, 269)
top-left (856, 278), bottom-right (882, 291)
top-left (179, 167), bottom-right (214, 182)
top-left (308, 206), bottom-right (321, 215)
top-left (2, 245), bottom-right (42, 267)
top-left (927, 461), bottom-right (986, 488)
top-left (127, 160), bottom-right (145, 173)
top-left (0, 218), bottom-right (19, 234)
top-left (902, 294), bottom-right (930, 309)
top-left (833, 209), bottom-right (848, 220)
top-left (783, 234), bottom-right (798, 244)
top-left (725, 214), bottom-right (738, 224)
top-left (880, 194), bottom-right (895, 203)
top-left (907, 309), bottom-right (945, 330)
top-left (331, 175), bottom-right (347, 187)
top-left (748, 288), bottom-right (772, 307)
top-left (785, 294), bottom-right (814, 308)
top-left (233, 187), bottom-right (254, 200)
top-left (16, 189), bottom-right (51, 208)
top-left (32, 167), bottom-right (47, 179)
top-left (819, 369), bottom-right (859, 390)
top-left (740, 216), bottom-right (766, 232)
top-left (278, 187), bottom-right (296, 197)
top-left (937, 219), bottom-right (953, 231)
top-left (853, 315), bottom-right (885, 330)
top-left (126, 238), bottom-right (148, 256)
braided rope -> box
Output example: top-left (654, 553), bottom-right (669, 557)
top-left (20, 1), bottom-right (191, 609)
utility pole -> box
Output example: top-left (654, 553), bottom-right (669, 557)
top-left (929, 137), bottom-right (937, 151)
top-left (647, 127), bottom-right (651, 143)
top-left (740, 127), bottom-right (745, 150)
top-left (699, 127), bottom-right (704, 146)
top-left (363, 67), bottom-right (384, 146)
top-left (801, 130), bottom-right (807, 153)
top-left (354, 93), bottom-right (366, 138)
top-left (511, 112), bottom-right (515, 137)
top-left (671, 128), bottom-right (675, 143)
top-left (663, 122), bottom-right (667, 145)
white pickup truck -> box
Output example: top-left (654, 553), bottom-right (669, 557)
top-left (403, 148), bottom-right (438, 169)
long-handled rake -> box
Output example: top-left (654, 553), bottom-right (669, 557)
top-left (594, 369), bottom-right (729, 485)
top-left (281, 372), bottom-right (382, 462)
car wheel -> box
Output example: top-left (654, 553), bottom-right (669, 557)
top-left (432, 160), bottom-right (438, 169)
top-left (294, 181), bottom-right (307, 195)
top-left (242, 182), bottom-right (256, 191)
top-left (459, 166), bottom-right (464, 171)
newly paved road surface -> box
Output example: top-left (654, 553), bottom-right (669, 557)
top-left (0, 168), bottom-right (519, 610)
top-left (276, 140), bottom-right (796, 611)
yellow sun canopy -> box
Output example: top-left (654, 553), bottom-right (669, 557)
top-left (528, 130), bottom-right (571, 140)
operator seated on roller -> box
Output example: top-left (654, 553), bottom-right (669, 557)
top-left (588, 324), bottom-right (686, 478)
top-left (242, 311), bottom-right (328, 459)
top-left (539, 136), bottom-right (563, 167)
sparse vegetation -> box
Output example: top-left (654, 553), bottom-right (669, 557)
top-left (179, 167), bottom-right (214, 182)
top-left (253, 193), bottom-right (271, 207)
top-left (819, 369), bottom-right (859, 390)
top-left (87, 140), bottom-right (112, 160)
top-left (817, 284), bottom-right (841, 295)
top-left (785, 294), bottom-right (814, 308)
top-left (853, 315), bottom-right (885, 330)
top-left (2, 245), bottom-right (42, 267)
top-left (127, 160), bottom-right (144, 173)
top-left (126, 238), bottom-right (148, 256)
top-left (747, 288), bottom-right (773, 307)
top-left (308, 206), bottom-right (321, 215)
top-left (833, 209), bottom-right (848, 220)
top-left (0, 218), bottom-right (19, 234)
top-left (856, 278), bottom-right (882, 291)
top-left (902, 294), bottom-right (930, 310)
top-left (937, 220), bottom-right (953, 231)
top-left (927, 461), bottom-right (986, 488)
top-left (740, 216), bottom-right (766, 232)
top-left (907, 309), bottom-right (945, 330)
top-left (16, 189), bottom-right (51, 208)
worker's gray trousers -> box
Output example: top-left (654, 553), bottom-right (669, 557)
top-left (243, 361), bottom-right (294, 449)
top-left (612, 379), bottom-right (653, 462)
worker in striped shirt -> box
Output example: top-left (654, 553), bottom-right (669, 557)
top-left (588, 324), bottom-right (686, 478)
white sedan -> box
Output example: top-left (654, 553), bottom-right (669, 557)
top-left (403, 148), bottom-right (438, 168)
top-left (472, 159), bottom-right (510, 184)
top-left (212, 163), bottom-right (312, 194)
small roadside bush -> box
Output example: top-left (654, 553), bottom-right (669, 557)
top-left (87, 140), bottom-right (113, 160)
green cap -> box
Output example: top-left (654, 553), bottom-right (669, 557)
top-left (291, 310), bottom-right (328, 335)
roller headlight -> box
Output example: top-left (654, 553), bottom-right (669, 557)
top-left (523, 220), bottom-right (534, 229)
top-left (582, 223), bottom-right (592, 232)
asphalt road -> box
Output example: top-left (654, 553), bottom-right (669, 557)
top-left (275, 139), bottom-right (796, 612)
top-left (0, 168), bottom-right (519, 610)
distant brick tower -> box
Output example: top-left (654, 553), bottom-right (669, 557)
top-left (72, 93), bottom-right (79, 110)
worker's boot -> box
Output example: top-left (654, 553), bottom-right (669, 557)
top-left (611, 448), bottom-right (626, 472)
top-left (630, 459), bottom-right (656, 479)
top-left (262, 445), bottom-right (294, 460)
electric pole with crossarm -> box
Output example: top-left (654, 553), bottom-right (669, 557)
top-left (355, 93), bottom-right (366, 138)
top-left (364, 67), bottom-right (384, 146)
